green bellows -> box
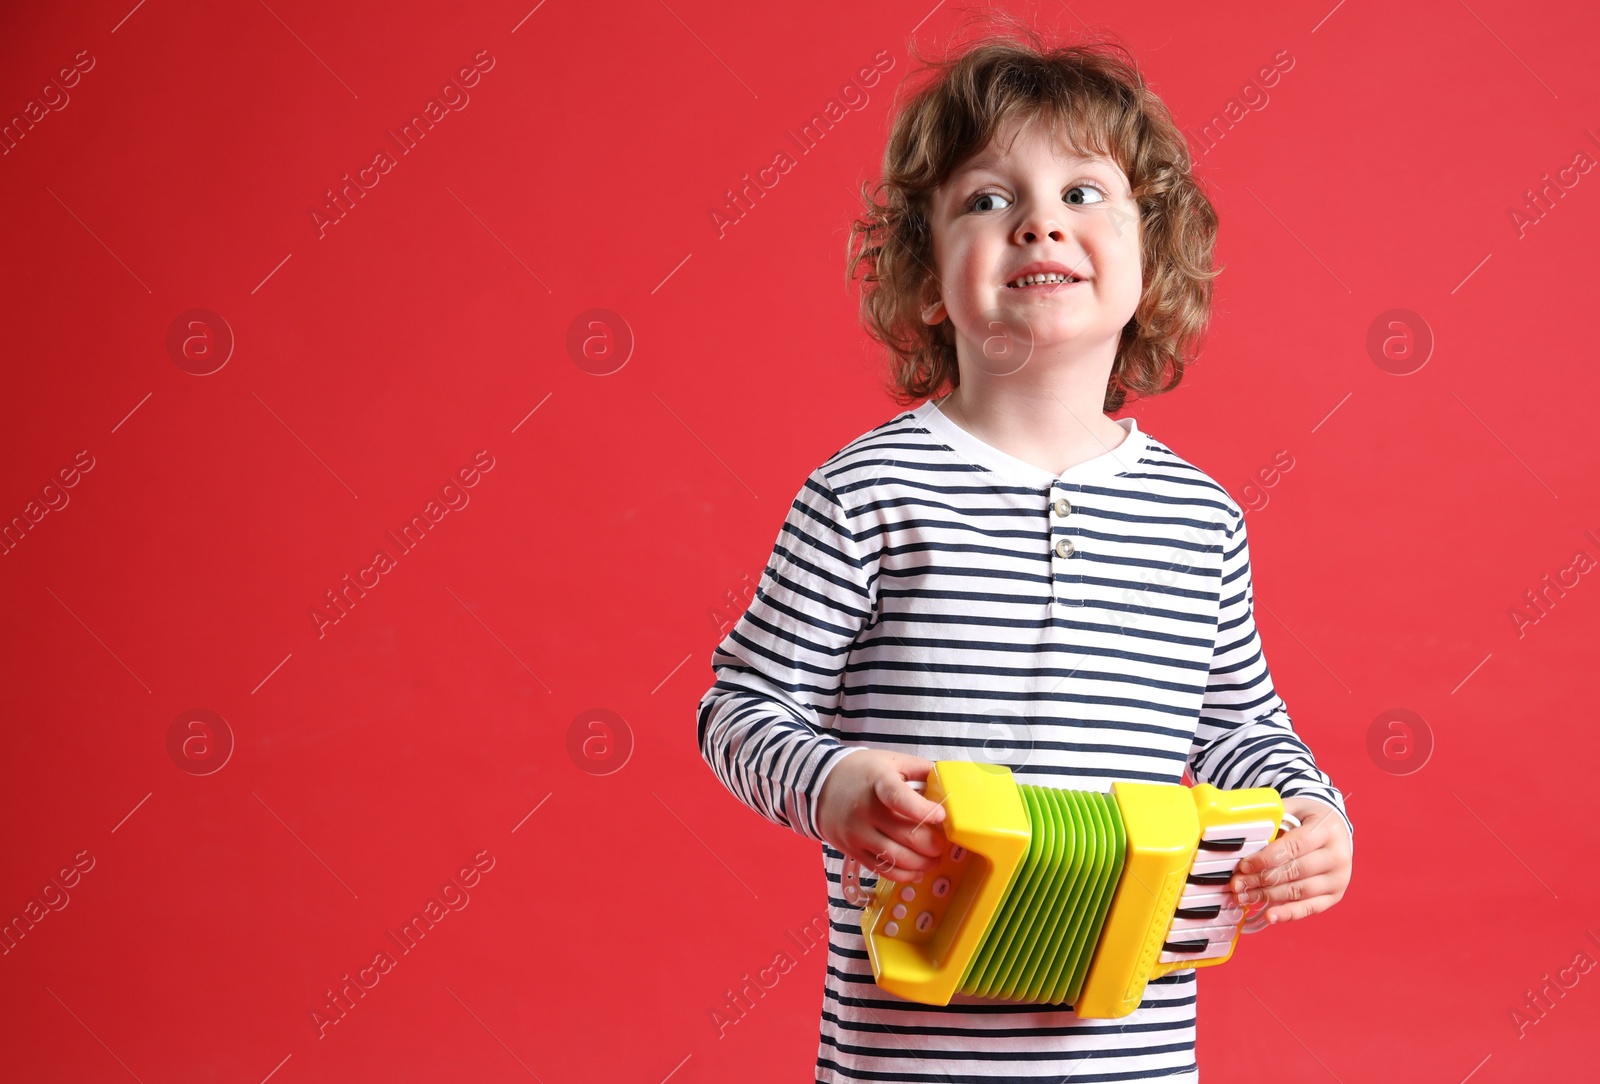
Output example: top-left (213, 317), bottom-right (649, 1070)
top-left (955, 784), bottom-right (1127, 1005)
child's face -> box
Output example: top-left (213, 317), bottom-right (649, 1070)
top-left (924, 115), bottom-right (1142, 373)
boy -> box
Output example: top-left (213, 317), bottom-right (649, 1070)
top-left (698, 23), bottom-right (1353, 1083)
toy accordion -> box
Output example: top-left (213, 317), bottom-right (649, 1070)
top-left (840, 761), bottom-right (1300, 1018)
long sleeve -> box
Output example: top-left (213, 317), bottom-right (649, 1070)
top-left (1186, 507), bottom-right (1354, 847)
top-left (696, 468), bottom-right (880, 843)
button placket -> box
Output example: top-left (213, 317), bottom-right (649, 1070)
top-left (1050, 484), bottom-right (1081, 608)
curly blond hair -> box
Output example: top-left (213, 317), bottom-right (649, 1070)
top-left (846, 13), bottom-right (1221, 413)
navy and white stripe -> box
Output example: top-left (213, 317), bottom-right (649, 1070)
top-left (698, 397), bottom-right (1351, 1083)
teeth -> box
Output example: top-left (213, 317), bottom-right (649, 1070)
top-left (1007, 272), bottom-right (1079, 287)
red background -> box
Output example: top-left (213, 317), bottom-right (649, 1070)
top-left (2, 1), bottom-right (1598, 1080)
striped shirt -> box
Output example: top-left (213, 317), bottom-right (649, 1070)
top-left (697, 397), bottom-right (1353, 1083)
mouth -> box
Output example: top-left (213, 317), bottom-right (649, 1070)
top-left (1004, 272), bottom-right (1087, 290)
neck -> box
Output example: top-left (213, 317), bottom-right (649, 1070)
top-left (939, 344), bottom-right (1127, 477)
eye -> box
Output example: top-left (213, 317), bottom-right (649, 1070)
top-left (1065, 183), bottom-right (1107, 206)
top-left (966, 191), bottom-right (1010, 213)
top-left (964, 183), bottom-right (1109, 214)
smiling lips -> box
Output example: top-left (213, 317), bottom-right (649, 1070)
top-left (1005, 271), bottom-right (1084, 288)
top-left (1004, 262), bottom-right (1090, 288)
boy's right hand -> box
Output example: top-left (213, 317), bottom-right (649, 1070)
top-left (817, 749), bottom-right (949, 879)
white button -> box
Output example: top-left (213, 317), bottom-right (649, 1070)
top-left (1052, 497), bottom-right (1072, 517)
top-left (1054, 538), bottom-right (1075, 558)
top-left (916, 911), bottom-right (935, 932)
top-left (892, 904), bottom-right (907, 919)
top-left (900, 886), bottom-right (916, 902)
top-left (932, 877), bottom-right (951, 898)
top-left (884, 921), bottom-right (900, 937)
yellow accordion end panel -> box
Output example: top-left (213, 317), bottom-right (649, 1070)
top-left (841, 762), bottom-right (1293, 1018)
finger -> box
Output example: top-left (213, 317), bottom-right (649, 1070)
top-left (873, 771), bottom-right (947, 829)
top-left (874, 812), bottom-right (950, 865)
top-left (1233, 847), bottom-right (1339, 893)
top-left (1257, 892), bottom-right (1342, 924)
top-left (1238, 817), bottom-right (1331, 880)
top-left (1236, 872), bottom-right (1344, 911)
top-left (854, 831), bottom-right (938, 879)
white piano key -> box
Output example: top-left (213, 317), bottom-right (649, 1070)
top-left (1190, 853), bottom-right (1248, 876)
top-left (1159, 938), bottom-right (1236, 964)
top-left (1201, 821), bottom-right (1276, 845)
top-left (1164, 922), bottom-right (1240, 945)
top-left (1177, 886), bottom-right (1236, 910)
top-left (1169, 902), bottom-right (1245, 933)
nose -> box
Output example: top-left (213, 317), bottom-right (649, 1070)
top-left (1013, 203), bottom-right (1067, 245)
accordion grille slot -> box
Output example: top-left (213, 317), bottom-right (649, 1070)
top-left (956, 784), bottom-right (1126, 1004)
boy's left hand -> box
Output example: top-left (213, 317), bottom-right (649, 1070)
top-left (1230, 797), bottom-right (1352, 925)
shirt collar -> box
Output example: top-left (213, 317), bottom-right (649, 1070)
top-left (911, 397), bottom-right (1149, 488)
